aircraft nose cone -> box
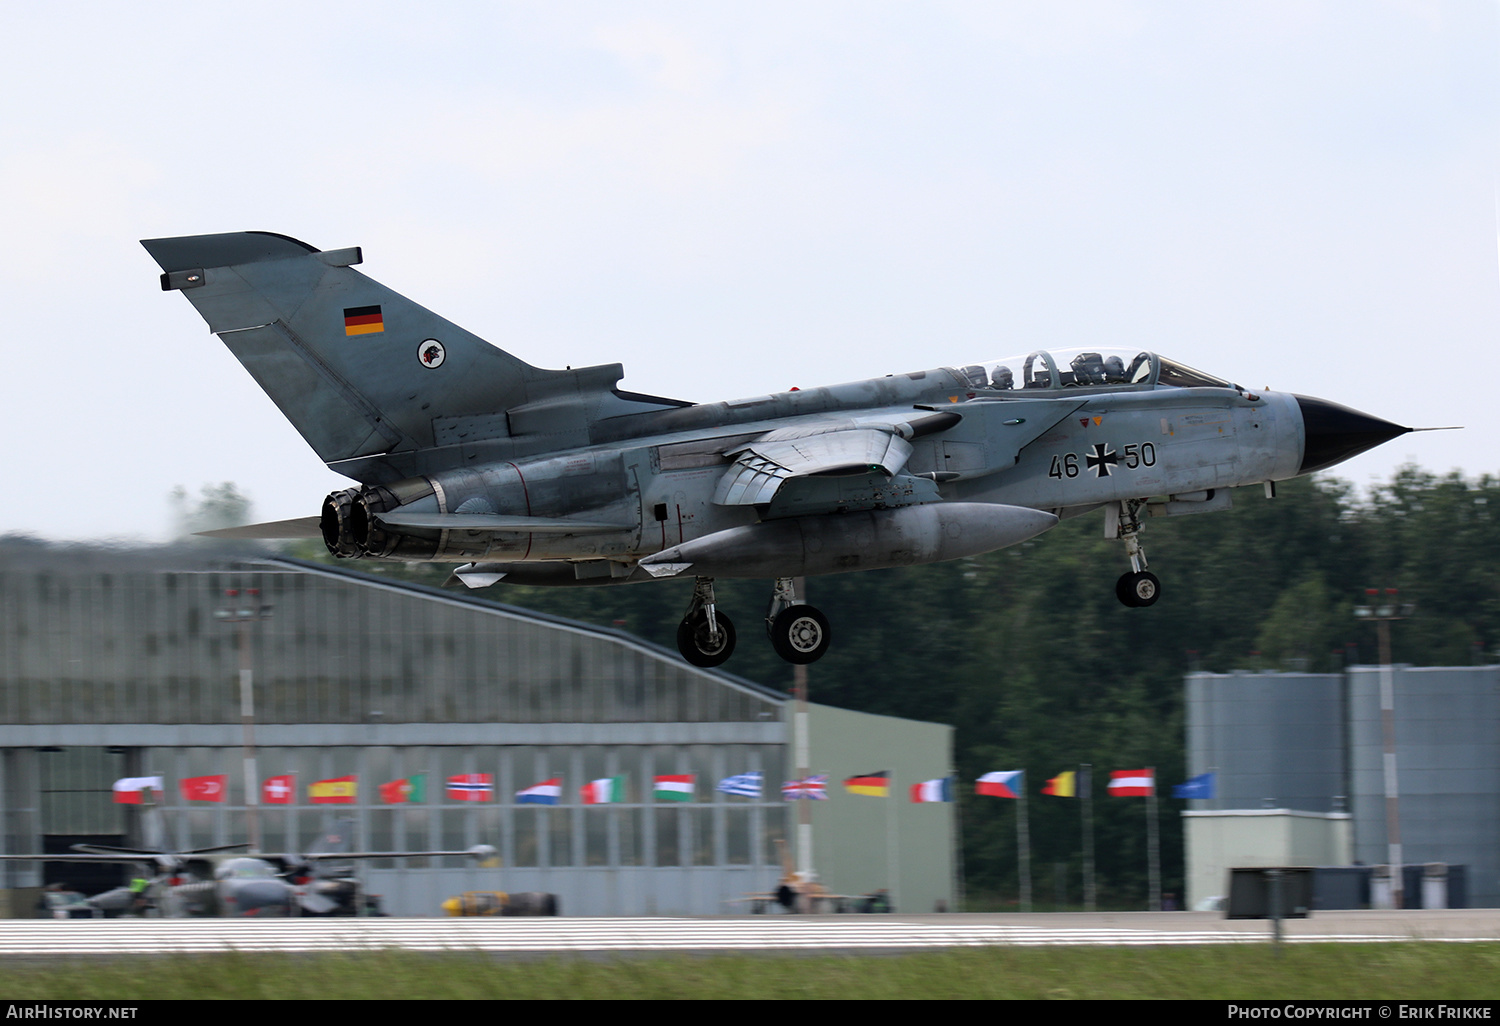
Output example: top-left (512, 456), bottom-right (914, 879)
top-left (1295, 395), bottom-right (1410, 475)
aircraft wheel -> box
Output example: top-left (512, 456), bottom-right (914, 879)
top-left (770, 605), bottom-right (831, 664)
top-left (1116, 571), bottom-right (1161, 608)
top-left (677, 611), bottom-right (736, 667)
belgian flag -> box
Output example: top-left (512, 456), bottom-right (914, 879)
top-left (844, 771), bottom-right (890, 797)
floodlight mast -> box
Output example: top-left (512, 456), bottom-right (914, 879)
top-left (1353, 588), bottom-right (1413, 910)
top-left (215, 589), bottom-right (273, 854)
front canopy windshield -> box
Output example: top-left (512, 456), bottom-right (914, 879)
top-left (954, 348), bottom-right (1240, 392)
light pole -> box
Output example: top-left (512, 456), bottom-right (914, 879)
top-left (215, 587), bottom-right (272, 853)
top-left (1353, 587), bottom-right (1413, 909)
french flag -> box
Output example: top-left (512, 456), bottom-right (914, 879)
top-left (909, 777), bottom-right (953, 803)
top-left (516, 778), bottom-right (561, 805)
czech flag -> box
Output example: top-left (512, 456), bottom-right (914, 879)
top-left (975, 770), bottom-right (1024, 799)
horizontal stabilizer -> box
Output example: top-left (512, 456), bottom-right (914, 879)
top-left (375, 512), bottom-right (632, 534)
top-left (195, 517), bottom-right (322, 540)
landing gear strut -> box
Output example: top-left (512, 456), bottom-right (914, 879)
top-left (1109, 499), bottom-right (1161, 608)
top-left (765, 577), bottom-right (831, 664)
top-left (676, 577), bottom-right (736, 667)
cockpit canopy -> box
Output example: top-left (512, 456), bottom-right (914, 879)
top-left (215, 857), bottom-right (280, 880)
top-left (956, 348), bottom-right (1241, 393)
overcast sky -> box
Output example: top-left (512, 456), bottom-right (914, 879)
top-left (2, 1), bottom-right (1496, 542)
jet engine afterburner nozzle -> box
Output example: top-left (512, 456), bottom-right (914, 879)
top-left (320, 488), bottom-right (362, 559)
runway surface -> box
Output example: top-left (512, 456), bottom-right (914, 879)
top-left (1, 910), bottom-right (1497, 956)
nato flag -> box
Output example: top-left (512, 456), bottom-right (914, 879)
top-left (1173, 773), bottom-right (1215, 799)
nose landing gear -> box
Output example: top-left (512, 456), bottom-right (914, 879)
top-left (1109, 499), bottom-right (1161, 608)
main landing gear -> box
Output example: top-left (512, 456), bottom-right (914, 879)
top-left (674, 577), bottom-right (832, 667)
top-left (1110, 499), bottom-right (1161, 608)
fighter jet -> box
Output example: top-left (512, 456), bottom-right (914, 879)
top-left (142, 232), bottom-right (1416, 667)
top-left (0, 826), bottom-right (496, 917)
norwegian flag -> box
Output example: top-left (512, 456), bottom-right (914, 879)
top-left (781, 775), bottom-right (828, 801)
top-left (447, 773), bottom-right (494, 802)
top-left (1107, 768), bottom-right (1155, 797)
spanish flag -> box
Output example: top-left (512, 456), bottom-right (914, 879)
top-left (1042, 770), bottom-right (1076, 797)
top-left (343, 305), bottom-right (384, 336)
top-left (310, 775), bottom-right (357, 804)
top-left (844, 771), bottom-right (890, 797)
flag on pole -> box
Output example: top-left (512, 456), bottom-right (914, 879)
top-left (1173, 773), bottom-right (1215, 799)
top-left (1107, 768), bottom-right (1155, 797)
top-left (378, 775), bottom-right (427, 804)
top-left (653, 775), bottom-right (695, 802)
top-left (1042, 770), bottom-right (1076, 797)
top-left (909, 777), bottom-right (954, 803)
top-left (262, 774), bottom-right (295, 805)
top-left (716, 771), bottom-right (763, 798)
top-left (447, 774), bottom-right (494, 802)
top-left (309, 776), bottom-right (357, 804)
top-left (179, 775), bottom-right (227, 803)
top-left (976, 770), bottom-right (1024, 798)
top-left (517, 779), bottom-right (562, 805)
top-left (580, 776), bottom-right (626, 805)
top-left (782, 775), bottom-right (828, 800)
top-left (844, 771), bottom-right (890, 797)
top-left (112, 777), bottom-right (163, 805)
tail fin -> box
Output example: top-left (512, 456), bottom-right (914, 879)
top-left (142, 232), bottom-right (681, 479)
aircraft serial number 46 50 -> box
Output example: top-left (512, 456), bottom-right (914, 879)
top-left (144, 232), bottom-right (1416, 667)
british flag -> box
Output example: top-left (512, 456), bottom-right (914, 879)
top-left (781, 775), bottom-right (828, 801)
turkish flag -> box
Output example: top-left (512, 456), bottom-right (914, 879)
top-left (262, 774), bottom-right (296, 805)
top-left (180, 775), bottom-right (227, 803)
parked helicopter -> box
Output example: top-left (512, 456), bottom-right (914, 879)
top-left (142, 232), bottom-right (1418, 667)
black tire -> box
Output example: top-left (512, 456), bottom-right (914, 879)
top-left (1116, 571), bottom-right (1161, 608)
top-left (770, 605), bottom-right (831, 664)
top-left (676, 611), bottom-right (736, 667)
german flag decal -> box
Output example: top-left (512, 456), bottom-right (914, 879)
top-left (343, 305), bottom-right (384, 336)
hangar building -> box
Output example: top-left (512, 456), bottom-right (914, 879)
top-left (0, 543), bottom-right (955, 916)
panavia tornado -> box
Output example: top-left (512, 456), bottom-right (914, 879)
top-left (142, 232), bottom-right (1415, 667)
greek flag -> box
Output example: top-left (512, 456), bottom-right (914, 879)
top-left (716, 771), bottom-right (763, 798)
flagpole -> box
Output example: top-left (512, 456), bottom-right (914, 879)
top-left (793, 655), bottom-right (813, 884)
top-left (952, 780), bottom-right (966, 912)
top-left (1018, 785), bottom-right (1032, 913)
top-left (1081, 763), bottom-right (1095, 913)
top-left (1147, 766), bottom-right (1161, 912)
top-left (887, 775), bottom-right (899, 912)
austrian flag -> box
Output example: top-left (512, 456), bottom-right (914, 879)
top-left (1108, 769), bottom-right (1155, 797)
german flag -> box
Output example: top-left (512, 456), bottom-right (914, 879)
top-left (343, 304), bottom-right (384, 336)
top-left (844, 771), bottom-right (890, 797)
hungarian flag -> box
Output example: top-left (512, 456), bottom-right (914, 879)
top-left (379, 775), bottom-right (427, 804)
top-left (262, 775), bottom-right (295, 805)
top-left (112, 777), bottom-right (163, 805)
top-left (580, 776), bottom-right (625, 805)
top-left (180, 775), bottom-right (227, 803)
top-left (447, 774), bottom-right (494, 802)
top-left (1042, 770), bottom-right (1077, 797)
top-left (844, 771), bottom-right (890, 797)
top-left (517, 779), bottom-right (562, 805)
top-left (653, 775), bottom-right (695, 802)
top-left (909, 777), bottom-right (953, 803)
top-left (975, 770), bottom-right (1024, 798)
top-left (310, 776), bottom-right (357, 804)
top-left (1108, 768), bottom-right (1155, 797)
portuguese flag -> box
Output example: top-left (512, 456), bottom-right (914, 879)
top-left (378, 775), bottom-right (427, 804)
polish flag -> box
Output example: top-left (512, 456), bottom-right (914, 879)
top-left (112, 777), bottom-right (163, 805)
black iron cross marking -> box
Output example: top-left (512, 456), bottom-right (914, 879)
top-left (1086, 443), bottom-right (1118, 478)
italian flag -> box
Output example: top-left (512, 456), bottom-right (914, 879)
top-left (653, 775), bottom-right (694, 802)
top-left (580, 776), bottom-right (626, 805)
